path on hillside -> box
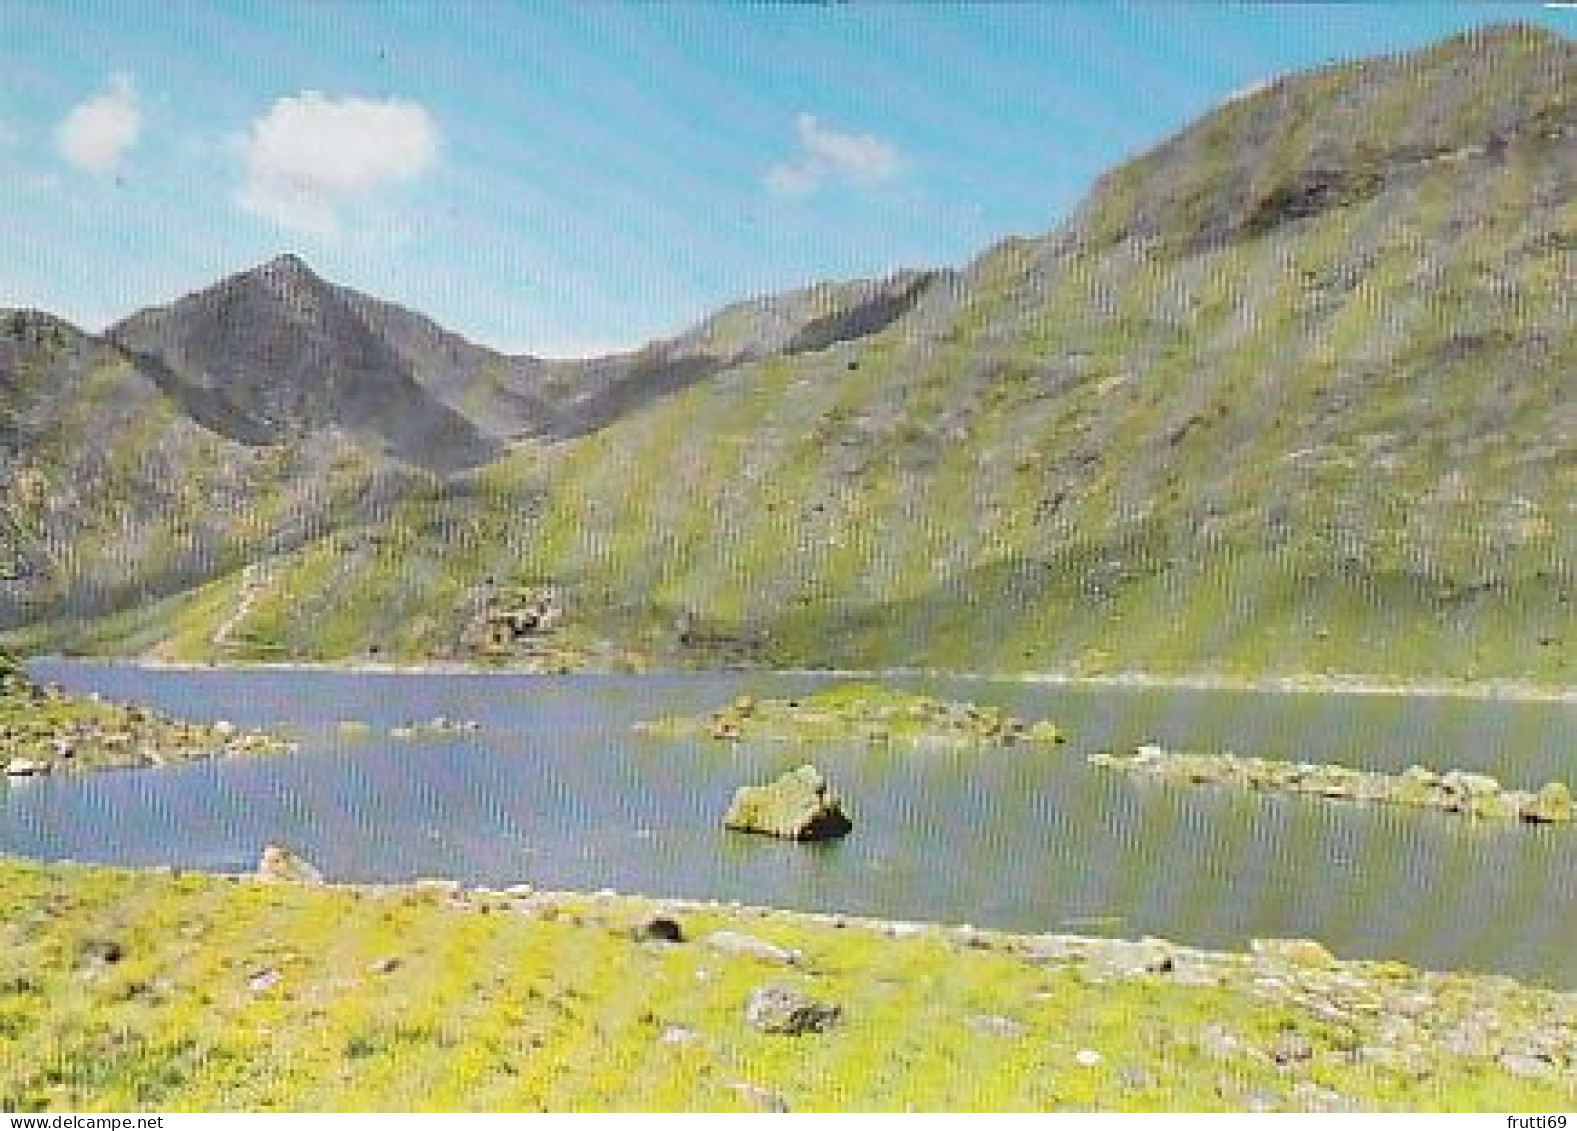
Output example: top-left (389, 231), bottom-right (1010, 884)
top-left (211, 560), bottom-right (275, 650)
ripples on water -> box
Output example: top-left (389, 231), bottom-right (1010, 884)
top-left (5, 662), bottom-right (1574, 985)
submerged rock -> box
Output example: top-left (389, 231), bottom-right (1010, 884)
top-left (724, 764), bottom-right (853, 841)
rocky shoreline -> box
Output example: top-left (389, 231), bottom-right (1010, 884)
top-left (1090, 745), bottom-right (1574, 824)
top-left (1, 652), bottom-right (292, 777)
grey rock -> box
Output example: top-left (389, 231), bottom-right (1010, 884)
top-left (1356, 1045), bottom-right (1428, 1077)
top-left (76, 937), bottom-right (125, 967)
top-left (1195, 1023), bottom-right (1256, 1062)
top-left (968, 1014), bottom-right (1027, 1038)
top-left (745, 983), bottom-right (842, 1035)
top-left (1271, 1031), bottom-right (1316, 1065)
top-left (1250, 937), bottom-right (1336, 967)
top-left (707, 930), bottom-right (801, 965)
top-left (1292, 1081), bottom-right (1359, 1112)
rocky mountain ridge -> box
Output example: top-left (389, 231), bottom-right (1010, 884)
top-left (1, 23), bottom-right (1571, 680)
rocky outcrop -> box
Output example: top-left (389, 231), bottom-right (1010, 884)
top-left (724, 765), bottom-right (853, 842)
top-left (1, 656), bottom-right (294, 777)
top-left (1090, 745), bottom-right (1575, 824)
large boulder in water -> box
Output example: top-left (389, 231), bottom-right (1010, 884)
top-left (724, 764), bottom-right (853, 841)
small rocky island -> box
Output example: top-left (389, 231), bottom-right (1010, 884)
top-left (724, 764), bottom-right (854, 841)
top-left (0, 650), bottom-right (292, 777)
top-left (636, 683), bottom-right (1066, 746)
top-left (1090, 745), bottom-right (1574, 824)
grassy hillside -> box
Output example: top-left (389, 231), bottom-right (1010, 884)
top-left (1, 26), bottom-right (1571, 683)
top-left (1, 856), bottom-right (1571, 1112)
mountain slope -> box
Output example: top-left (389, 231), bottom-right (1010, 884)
top-left (2, 24), bottom-right (1572, 682)
top-left (108, 255), bottom-right (504, 472)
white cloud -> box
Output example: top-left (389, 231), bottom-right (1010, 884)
top-left (237, 92), bottom-right (439, 233)
top-left (55, 74), bottom-right (141, 174)
top-left (765, 113), bottom-right (901, 196)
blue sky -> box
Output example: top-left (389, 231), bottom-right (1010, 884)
top-left (1, 2), bottom-right (1570, 356)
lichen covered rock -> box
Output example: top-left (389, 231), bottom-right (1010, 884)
top-left (724, 764), bottom-right (853, 841)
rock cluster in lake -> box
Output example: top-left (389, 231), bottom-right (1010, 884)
top-left (1090, 745), bottom-right (1574, 823)
top-left (636, 683), bottom-right (1066, 747)
top-left (0, 652), bottom-right (293, 777)
top-left (724, 764), bottom-right (854, 842)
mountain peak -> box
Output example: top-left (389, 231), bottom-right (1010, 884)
top-left (246, 252), bottom-right (326, 297)
top-left (260, 251), bottom-right (314, 275)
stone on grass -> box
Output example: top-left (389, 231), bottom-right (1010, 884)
top-left (638, 915), bottom-right (685, 944)
top-left (1520, 781), bottom-right (1573, 824)
top-left (257, 842), bottom-right (324, 884)
top-left (724, 764), bottom-right (852, 841)
top-left (1497, 1052), bottom-right (1558, 1079)
top-left (744, 983), bottom-right (842, 1035)
top-left (705, 929), bottom-right (801, 965)
top-left (729, 1080), bottom-right (790, 1112)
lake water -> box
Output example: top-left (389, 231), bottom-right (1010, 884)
top-left (5, 662), bottom-right (1575, 986)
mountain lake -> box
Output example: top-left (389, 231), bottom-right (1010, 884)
top-left (5, 661), bottom-right (1574, 986)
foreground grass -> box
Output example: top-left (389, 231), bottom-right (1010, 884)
top-left (0, 857), bottom-right (1571, 1111)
